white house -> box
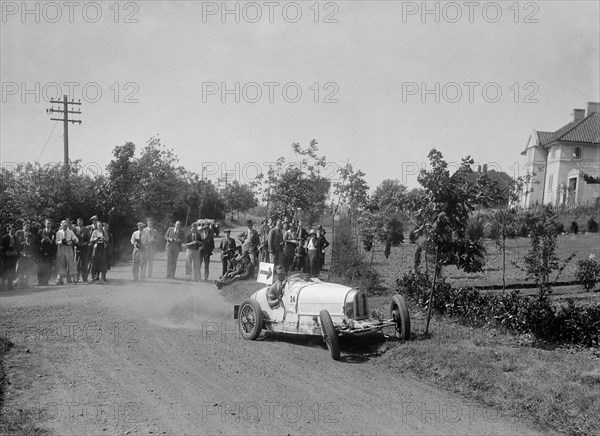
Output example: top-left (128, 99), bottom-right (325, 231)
top-left (520, 102), bottom-right (600, 208)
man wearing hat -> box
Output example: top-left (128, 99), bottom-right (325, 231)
top-left (141, 218), bottom-right (158, 278)
top-left (37, 219), bottom-right (55, 286)
top-left (198, 221), bottom-right (215, 281)
top-left (131, 222), bottom-right (146, 281)
top-left (239, 219), bottom-right (260, 268)
top-left (74, 218), bottom-right (91, 283)
top-left (184, 222), bottom-right (201, 281)
top-left (164, 220), bottom-right (185, 279)
top-left (219, 228), bottom-right (237, 277)
top-left (306, 228), bottom-right (320, 278)
top-left (55, 219), bottom-right (79, 285)
top-left (18, 231), bottom-right (37, 288)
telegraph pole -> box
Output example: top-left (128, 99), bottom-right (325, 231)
top-left (47, 95), bottom-right (82, 168)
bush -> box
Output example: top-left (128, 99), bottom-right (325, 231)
top-left (575, 256), bottom-right (600, 292)
top-left (331, 216), bottom-right (381, 290)
top-left (396, 270), bottom-right (600, 346)
top-left (466, 215), bottom-right (486, 241)
top-left (588, 217), bottom-right (599, 233)
top-left (408, 229), bottom-right (418, 244)
top-left (570, 221), bottom-right (579, 234)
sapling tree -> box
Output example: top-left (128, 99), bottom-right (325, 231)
top-left (412, 149), bottom-right (503, 333)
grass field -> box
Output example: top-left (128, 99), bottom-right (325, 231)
top-left (369, 232), bottom-right (600, 296)
top-left (366, 232), bottom-right (600, 435)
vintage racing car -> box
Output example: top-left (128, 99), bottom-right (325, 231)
top-left (233, 275), bottom-right (410, 360)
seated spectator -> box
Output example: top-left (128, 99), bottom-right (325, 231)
top-left (215, 253), bottom-right (255, 289)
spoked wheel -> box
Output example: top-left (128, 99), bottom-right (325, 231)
top-left (389, 295), bottom-right (411, 340)
top-left (238, 299), bottom-right (264, 340)
top-left (319, 309), bottom-right (340, 361)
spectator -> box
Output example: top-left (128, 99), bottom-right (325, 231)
top-left (55, 219), bottom-right (78, 285)
top-left (317, 226), bottom-right (330, 271)
top-left (215, 253), bottom-right (255, 289)
top-left (90, 220), bottom-right (109, 282)
top-left (164, 220), bottom-right (184, 279)
top-left (219, 229), bottom-right (237, 278)
top-left (199, 222), bottom-right (215, 281)
top-left (131, 222), bottom-right (146, 281)
top-left (239, 220), bottom-right (260, 268)
top-left (268, 220), bottom-right (284, 267)
top-left (74, 218), bottom-right (91, 283)
top-left (142, 218), bottom-right (158, 278)
top-left (104, 223), bottom-right (114, 278)
top-left (184, 222), bottom-right (201, 281)
top-left (306, 229), bottom-right (320, 278)
top-left (1, 224), bottom-right (21, 290)
top-left (282, 222), bottom-right (297, 271)
top-left (37, 219), bottom-right (56, 286)
top-left (18, 232), bottom-right (37, 288)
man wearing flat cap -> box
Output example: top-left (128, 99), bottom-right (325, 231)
top-left (131, 222), bottom-right (146, 281)
top-left (198, 221), bottom-right (215, 281)
top-left (219, 228), bottom-right (237, 277)
top-left (239, 219), bottom-right (260, 268)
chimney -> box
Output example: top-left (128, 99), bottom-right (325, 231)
top-left (587, 102), bottom-right (600, 116)
top-left (571, 108), bottom-right (585, 123)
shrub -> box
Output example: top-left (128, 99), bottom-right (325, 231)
top-left (408, 229), bottom-right (419, 244)
top-left (397, 273), bottom-right (600, 346)
top-left (466, 215), bottom-right (486, 241)
top-left (331, 216), bottom-right (381, 290)
top-left (575, 256), bottom-right (600, 292)
top-left (570, 221), bottom-right (579, 234)
top-left (396, 270), bottom-right (452, 314)
top-left (588, 217), bottom-right (599, 233)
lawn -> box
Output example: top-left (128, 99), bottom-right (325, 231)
top-left (369, 232), bottom-right (600, 293)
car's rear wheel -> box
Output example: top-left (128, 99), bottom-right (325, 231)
top-left (390, 295), bottom-right (410, 340)
top-left (238, 299), bottom-right (263, 340)
top-left (319, 310), bottom-right (340, 361)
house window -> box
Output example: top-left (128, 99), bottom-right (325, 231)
top-left (573, 147), bottom-right (582, 159)
top-left (548, 175), bottom-right (553, 191)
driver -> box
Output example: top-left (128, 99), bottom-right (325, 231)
top-left (266, 265), bottom-right (287, 309)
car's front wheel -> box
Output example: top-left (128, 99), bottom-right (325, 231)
top-left (319, 310), bottom-right (340, 361)
top-left (390, 295), bottom-right (410, 340)
top-left (238, 299), bottom-right (264, 340)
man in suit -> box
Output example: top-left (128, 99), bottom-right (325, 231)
top-left (239, 219), bottom-right (260, 268)
top-left (74, 217), bottom-right (91, 283)
top-left (131, 222), bottom-right (146, 281)
top-left (184, 222), bottom-right (201, 281)
top-left (219, 229), bottom-right (237, 277)
top-left (268, 220), bottom-right (284, 267)
top-left (55, 219), bottom-right (79, 285)
top-left (37, 219), bottom-right (55, 286)
top-left (164, 220), bottom-right (184, 279)
top-left (1, 224), bottom-right (21, 290)
top-left (198, 222), bottom-right (215, 281)
top-left (142, 218), bottom-right (158, 278)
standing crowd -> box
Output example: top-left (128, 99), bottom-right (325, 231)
top-left (0, 215), bottom-right (114, 290)
top-left (1, 214), bottom-right (329, 291)
top-left (215, 217), bottom-right (329, 288)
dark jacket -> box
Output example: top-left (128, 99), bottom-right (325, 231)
top-left (199, 228), bottom-right (215, 255)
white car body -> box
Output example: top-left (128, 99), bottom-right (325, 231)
top-left (234, 275), bottom-right (411, 360)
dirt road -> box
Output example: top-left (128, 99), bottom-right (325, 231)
top-left (1, 248), bottom-right (538, 435)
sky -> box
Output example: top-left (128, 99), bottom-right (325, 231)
top-left (1, 0), bottom-right (599, 191)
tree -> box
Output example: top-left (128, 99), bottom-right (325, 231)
top-left (264, 140), bottom-right (331, 224)
top-left (1, 161), bottom-right (98, 226)
top-left (222, 180), bottom-right (258, 219)
top-left (412, 149), bottom-right (504, 333)
top-left (521, 205), bottom-right (575, 298)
